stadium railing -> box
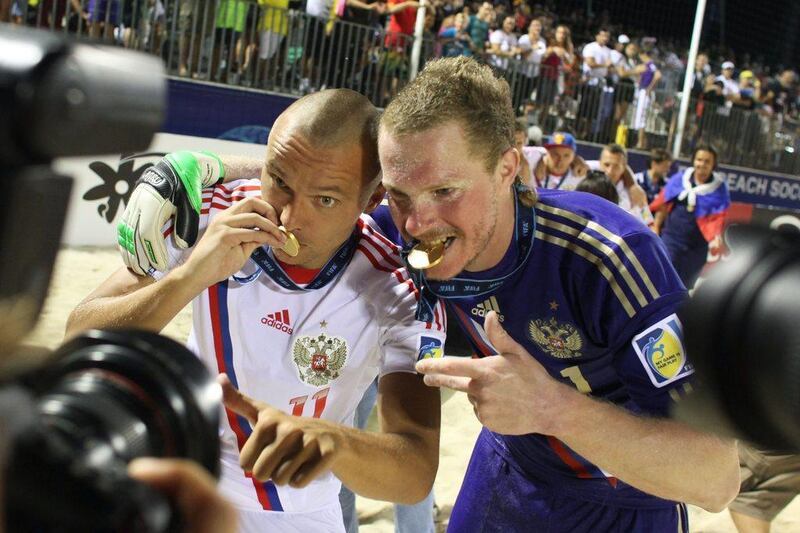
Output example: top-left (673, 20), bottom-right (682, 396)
top-left (9, 0), bottom-right (797, 174)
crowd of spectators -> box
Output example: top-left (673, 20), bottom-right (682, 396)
top-left (4, 0), bottom-right (799, 162)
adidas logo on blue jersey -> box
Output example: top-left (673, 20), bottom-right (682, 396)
top-left (471, 296), bottom-right (505, 322)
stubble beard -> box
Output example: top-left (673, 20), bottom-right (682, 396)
top-left (463, 190), bottom-right (499, 273)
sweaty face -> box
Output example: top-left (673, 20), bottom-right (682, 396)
top-left (599, 149), bottom-right (626, 183)
top-left (545, 146), bottom-right (574, 175)
top-left (693, 150), bottom-right (716, 182)
top-left (260, 127), bottom-right (374, 269)
top-left (379, 122), bottom-right (512, 280)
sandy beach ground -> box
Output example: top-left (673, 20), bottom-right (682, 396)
top-left (21, 247), bottom-right (800, 532)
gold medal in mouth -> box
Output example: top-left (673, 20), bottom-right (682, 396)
top-left (278, 226), bottom-right (300, 257)
top-left (407, 240), bottom-right (445, 270)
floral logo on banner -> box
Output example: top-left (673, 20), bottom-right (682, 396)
top-left (82, 152), bottom-right (165, 223)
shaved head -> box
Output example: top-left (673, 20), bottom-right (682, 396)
top-left (274, 89), bottom-right (381, 188)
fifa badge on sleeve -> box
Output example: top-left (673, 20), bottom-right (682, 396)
top-left (632, 314), bottom-right (694, 388)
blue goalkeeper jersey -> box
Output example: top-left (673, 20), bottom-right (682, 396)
top-left (373, 189), bottom-right (691, 507)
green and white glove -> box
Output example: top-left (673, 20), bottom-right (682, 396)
top-left (117, 151), bottom-right (225, 275)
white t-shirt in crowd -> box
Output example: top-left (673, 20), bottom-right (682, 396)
top-left (716, 75), bottom-right (740, 97)
top-left (489, 29), bottom-right (519, 69)
top-left (587, 160), bottom-right (654, 226)
top-left (521, 146), bottom-right (584, 190)
top-left (582, 41), bottom-right (612, 81)
top-left (305, 0), bottom-right (333, 18)
top-left (518, 34), bottom-right (547, 76)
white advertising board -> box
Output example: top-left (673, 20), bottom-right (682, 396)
top-left (54, 133), bottom-right (265, 246)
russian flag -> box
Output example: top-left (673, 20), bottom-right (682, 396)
top-left (650, 168), bottom-right (730, 242)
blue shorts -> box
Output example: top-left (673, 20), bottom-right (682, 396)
top-left (448, 430), bottom-right (689, 533)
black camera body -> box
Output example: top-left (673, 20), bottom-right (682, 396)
top-left (0, 26), bottom-right (222, 532)
top-left (5, 331), bottom-right (221, 532)
top-left (677, 224), bottom-right (800, 451)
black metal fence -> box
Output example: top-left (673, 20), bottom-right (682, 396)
top-left (7, 0), bottom-right (798, 174)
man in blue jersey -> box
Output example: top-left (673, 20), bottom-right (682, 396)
top-left (376, 56), bottom-right (739, 532)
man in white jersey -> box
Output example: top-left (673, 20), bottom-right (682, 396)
top-left (588, 143), bottom-right (654, 227)
top-left (66, 89), bottom-right (445, 532)
top-left (520, 132), bottom-right (588, 190)
top-left (518, 134), bottom-right (648, 216)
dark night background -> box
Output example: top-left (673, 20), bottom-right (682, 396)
top-left (560, 0), bottom-right (798, 70)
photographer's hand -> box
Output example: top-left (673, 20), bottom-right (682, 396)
top-left (128, 458), bottom-right (238, 533)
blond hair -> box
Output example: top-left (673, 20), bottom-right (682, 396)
top-left (380, 57), bottom-right (516, 173)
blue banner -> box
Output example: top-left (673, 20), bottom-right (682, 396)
top-left (576, 142), bottom-right (800, 213)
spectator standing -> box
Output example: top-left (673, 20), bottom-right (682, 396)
top-left (716, 61), bottom-right (741, 105)
top-left (488, 15), bottom-right (520, 70)
top-left (736, 70), bottom-right (761, 110)
top-left (579, 27), bottom-right (614, 141)
top-left (609, 33), bottom-right (634, 137)
top-left (212, 0), bottom-right (249, 82)
top-left (632, 46), bottom-right (661, 149)
top-left (581, 27), bottom-right (612, 85)
top-left (764, 69), bottom-right (798, 119)
top-left (518, 17), bottom-right (546, 77)
top-left (380, 0), bottom-right (423, 101)
top-left (609, 33), bottom-right (628, 82)
top-left (651, 145), bottom-right (731, 288)
top-left (690, 52), bottom-right (712, 98)
top-left (302, 0), bottom-right (335, 92)
top-left (517, 18), bottom-right (546, 115)
top-left (256, 0), bottom-right (289, 87)
top-left (327, 0), bottom-right (386, 90)
top-left (634, 148), bottom-right (672, 203)
top-left (589, 143), bottom-right (653, 226)
top-left (467, 1), bottom-right (493, 56)
top-left (440, 12), bottom-right (474, 57)
top-left (535, 24), bottom-right (573, 128)
top-left (87, 0), bottom-right (121, 40)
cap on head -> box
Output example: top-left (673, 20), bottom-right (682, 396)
top-left (739, 69), bottom-right (754, 80)
top-left (544, 132), bottom-right (576, 152)
top-left (617, 34), bottom-right (630, 44)
top-left (721, 61), bottom-right (735, 70)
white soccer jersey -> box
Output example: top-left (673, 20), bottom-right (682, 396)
top-left (521, 146), bottom-right (584, 190)
top-left (157, 179), bottom-right (446, 528)
top-left (586, 160), bottom-right (653, 226)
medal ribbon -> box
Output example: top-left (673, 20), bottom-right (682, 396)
top-left (249, 228), bottom-right (360, 291)
top-left (401, 185), bottom-right (536, 322)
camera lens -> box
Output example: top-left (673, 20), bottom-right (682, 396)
top-left (677, 225), bottom-right (800, 450)
top-left (5, 329), bottom-right (221, 532)
top-left (40, 329), bottom-right (221, 474)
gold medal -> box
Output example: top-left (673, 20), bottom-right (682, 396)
top-left (407, 241), bottom-right (445, 270)
top-left (278, 226), bottom-right (300, 257)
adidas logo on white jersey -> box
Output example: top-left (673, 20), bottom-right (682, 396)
top-left (471, 296), bottom-right (505, 322)
top-left (260, 309), bottom-right (294, 334)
